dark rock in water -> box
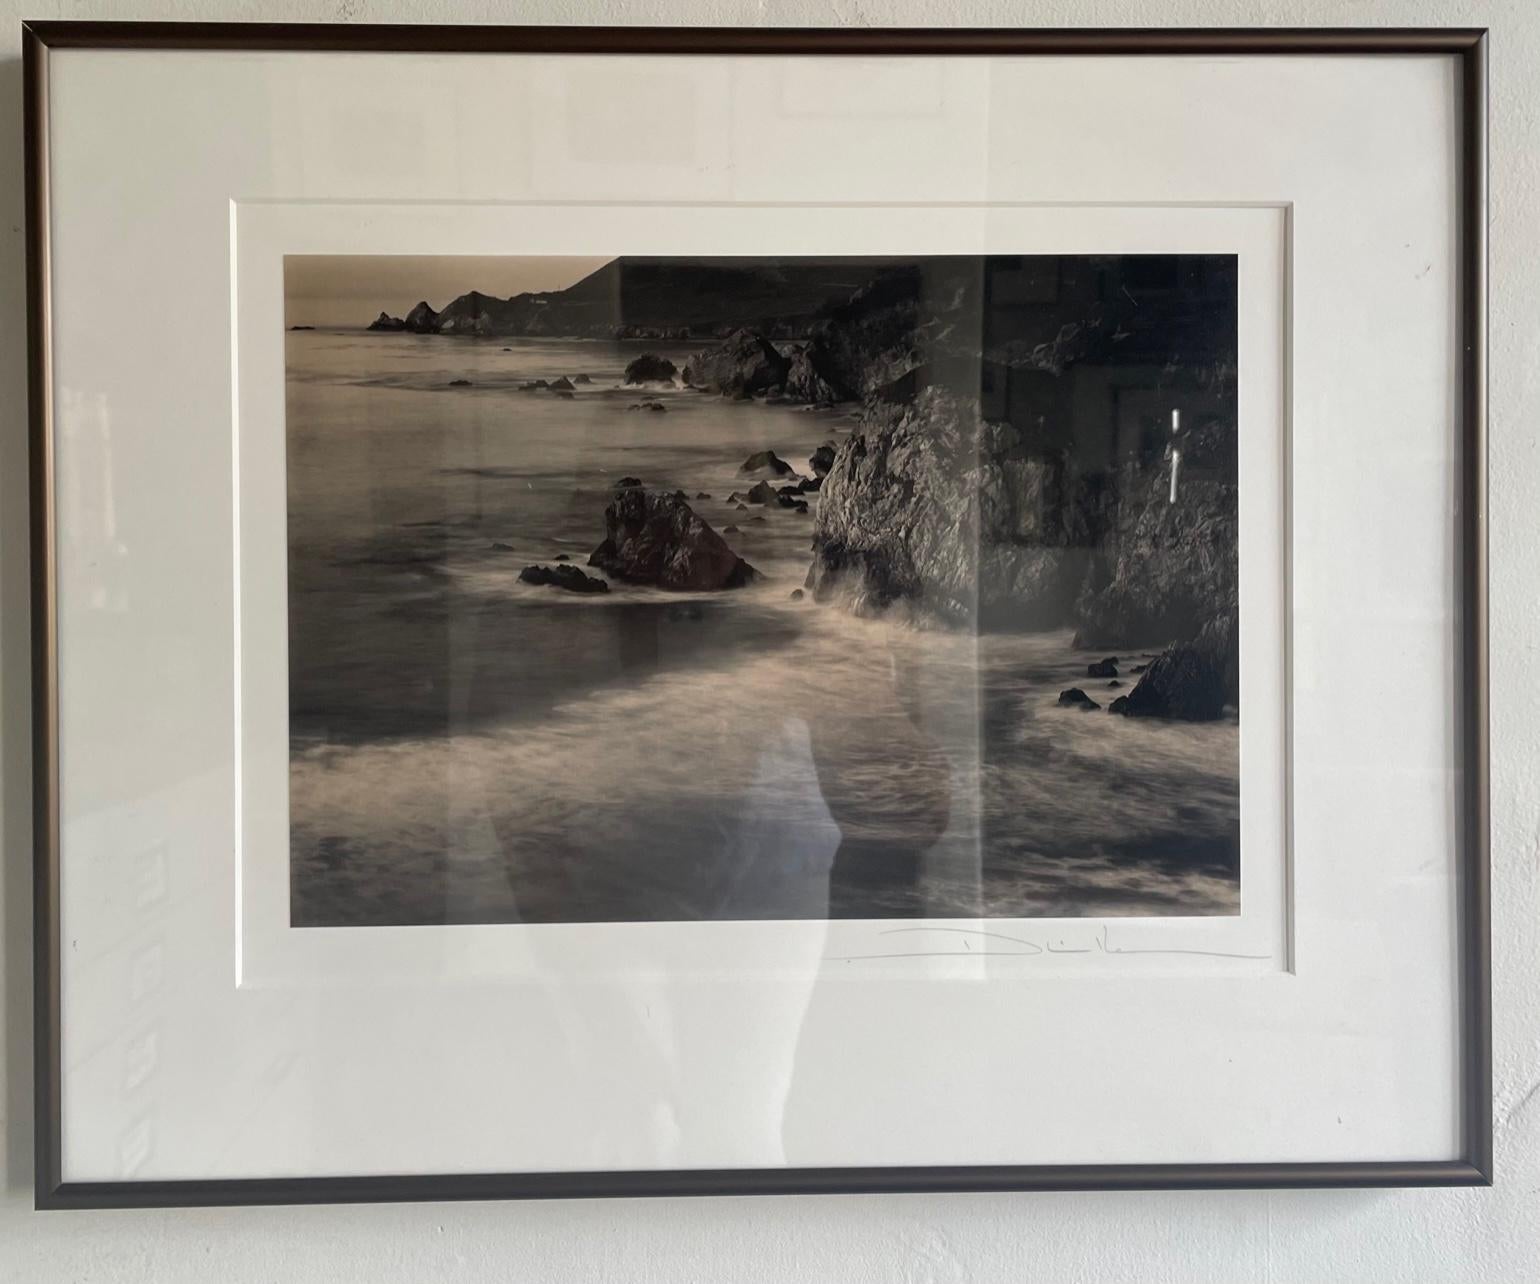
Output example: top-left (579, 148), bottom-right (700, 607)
top-left (799, 476), bottom-right (823, 493)
top-left (519, 564), bottom-right (609, 594)
top-left (491, 542), bottom-right (514, 551)
top-left (554, 389), bottom-right (575, 399)
top-left (404, 300), bottom-right (439, 333)
top-left (367, 312), bottom-right (406, 332)
top-left (623, 353), bottom-right (678, 385)
top-left (746, 480), bottom-right (779, 504)
top-left (1132, 663), bottom-right (1148, 674)
top-left (735, 503), bottom-right (749, 512)
top-left (519, 380), bottom-right (549, 391)
top-left (683, 329), bottom-right (791, 396)
top-left (589, 489), bottom-right (757, 591)
top-left (548, 376), bottom-right (575, 392)
top-left (695, 492), bottom-right (712, 499)
top-left (572, 373), bottom-right (592, 384)
top-left (1057, 687), bottom-right (1100, 711)
top-left (1120, 642), bottom-right (1227, 721)
top-left (775, 493), bottom-right (808, 512)
top-left (448, 379), bottom-right (472, 386)
top-left (553, 553), bottom-right (571, 561)
top-left (776, 484), bottom-right (803, 500)
top-left (789, 589), bottom-right (804, 601)
top-left (1087, 657), bottom-right (1119, 678)
top-left (502, 347), bottom-right (512, 351)
top-left (723, 524), bottom-right (740, 534)
top-left (1106, 679), bottom-right (1122, 689)
top-left (726, 491), bottom-right (747, 503)
top-left (748, 515), bottom-right (766, 524)
top-left (615, 476), bottom-right (643, 489)
top-left (1108, 696), bottom-right (1129, 714)
top-left (784, 347), bottom-right (844, 404)
top-left (809, 443), bottom-right (838, 476)
top-left (739, 450), bottom-right (796, 476)
top-left (289, 324), bottom-right (315, 331)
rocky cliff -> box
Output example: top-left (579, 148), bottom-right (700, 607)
top-left (807, 389), bottom-right (1104, 629)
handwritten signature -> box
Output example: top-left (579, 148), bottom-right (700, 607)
top-left (828, 924), bottom-right (1271, 963)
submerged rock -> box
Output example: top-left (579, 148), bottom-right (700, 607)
top-left (789, 588), bottom-right (804, 601)
top-left (548, 376), bottom-right (576, 392)
top-left (588, 489), bottom-right (757, 591)
top-left (519, 564), bottom-right (609, 594)
top-left (490, 541), bottom-right (514, 551)
top-left (553, 553), bottom-right (571, 562)
top-left (1057, 687), bottom-right (1100, 711)
top-left (447, 378), bottom-right (472, 387)
top-left (1117, 641), bottom-right (1227, 721)
top-left (623, 353), bottom-right (678, 385)
top-left (695, 492), bottom-right (712, 499)
top-left (1087, 657), bottom-right (1119, 678)
top-left (572, 373), bottom-right (592, 384)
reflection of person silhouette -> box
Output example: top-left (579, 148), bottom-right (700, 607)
top-left (803, 629), bottom-right (955, 918)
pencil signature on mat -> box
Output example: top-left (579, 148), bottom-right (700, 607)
top-left (826, 924), bottom-right (1271, 963)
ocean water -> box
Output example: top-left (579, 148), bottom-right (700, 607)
top-left (286, 330), bottom-right (1240, 926)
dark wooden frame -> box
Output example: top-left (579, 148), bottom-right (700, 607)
top-left (24, 21), bottom-right (1490, 1209)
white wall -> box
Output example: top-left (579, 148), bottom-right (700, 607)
top-left (2, 2), bottom-right (1535, 1280)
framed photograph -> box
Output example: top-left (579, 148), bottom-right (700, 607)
top-left (26, 23), bottom-right (1489, 1207)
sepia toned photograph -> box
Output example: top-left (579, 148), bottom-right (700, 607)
top-left (284, 252), bottom-right (1240, 927)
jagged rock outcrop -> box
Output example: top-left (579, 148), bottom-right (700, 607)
top-left (367, 312), bottom-right (406, 332)
top-left (403, 301), bottom-right (439, 333)
top-left (589, 490), bottom-right (757, 591)
top-left (739, 450), bottom-right (795, 476)
top-left (624, 354), bottom-right (678, 385)
top-left (1115, 641), bottom-right (1228, 721)
top-left (1071, 466), bottom-right (1238, 670)
top-left (806, 389), bottom-right (1099, 628)
top-left (519, 564), bottom-right (609, 594)
top-left (683, 329), bottom-right (791, 396)
top-left (783, 346), bottom-right (844, 404)
top-left (808, 444), bottom-right (837, 476)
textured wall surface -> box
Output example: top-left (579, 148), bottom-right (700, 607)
top-left (2, 3), bottom-right (1535, 1280)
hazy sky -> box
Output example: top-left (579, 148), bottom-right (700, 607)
top-left (284, 255), bottom-right (614, 327)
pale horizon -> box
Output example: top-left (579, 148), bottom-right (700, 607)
top-left (284, 255), bottom-right (615, 327)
